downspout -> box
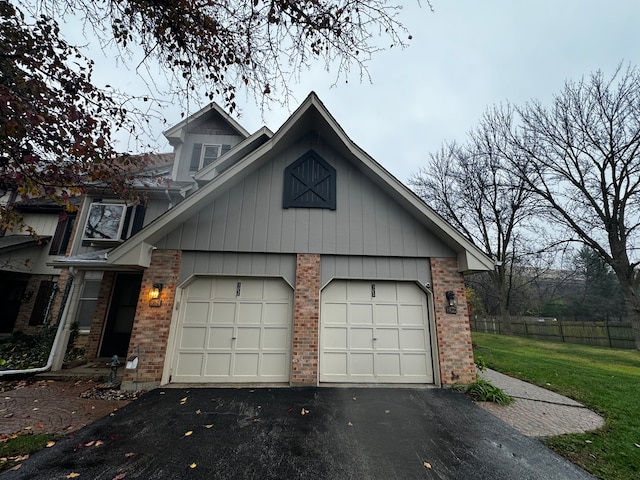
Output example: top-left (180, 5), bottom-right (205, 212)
top-left (0, 268), bottom-right (75, 377)
top-left (164, 189), bottom-right (173, 209)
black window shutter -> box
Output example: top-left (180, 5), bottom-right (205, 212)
top-left (130, 204), bottom-right (146, 235)
top-left (49, 214), bottom-right (75, 255)
top-left (221, 144), bottom-right (231, 156)
top-left (29, 281), bottom-right (54, 326)
top-left (189, 143), bottom-right (203, 171)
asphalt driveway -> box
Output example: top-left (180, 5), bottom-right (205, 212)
top-left (2, 387), bottom-right (594, 480)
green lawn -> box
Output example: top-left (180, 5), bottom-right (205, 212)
top-left (472, 332), bottom-right (640, 480)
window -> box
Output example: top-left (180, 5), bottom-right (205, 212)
top-left (49, 213), bottom-right (76, 255)
top-left (189, 143), bottom-right (232, 171)
top-left (82, 202), bottom-right (145, 243)
top-left (76, 275), bottom-right (102, 332)
top-left (283, 150), bottom-right (336, 209)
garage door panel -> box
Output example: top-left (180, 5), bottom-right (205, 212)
top-left (350, 304), bottom-right (373, 324)
top-left (265, 303), bottom-right (292, 325)
top-left (377, 354), bottom-right (401, 376)
top-left (403, 354), bottom-right (431, 377)
top-left (324, 327), bottom-right (347, 349)
top-left (172, 277), bottom-right (292, 383)
top-left (188, 279), bottom-right (213, 298)
top-left (323, 303), bottom-right (347, 324)
top-left (374, 282), bottom-right (396, 301)
top-left (323, 353), bottom-right (347, 376)
top-left (377, 329), bottom-right (400, 349)
top-left (321, 280), bottom-right (433, 384)
top-left (180, 327), bottom-right (207, 349)
top-left (263, 328), bottom-right (290, 349)
top-left (183, 302), bottom-right (210, 324)
top-left (375, 304), bottom-right (399, 325)
top-left (350, 328), bottom-right (374, 348)
top-left (350, 353), bottom-right (374, 375)
top-left (400, 305), bottom-right (424, 326)
top-left (211, 302), bottom-right (236, 323)
top-left (401, 329), bottom-right (427, 350)
top-left (349, 282), bottom-right (372, 301)
top-left (212, 278), bottom-right (238, 298)
top-left (175, 353), bottom-right (204, 376)
top-left (262, 353), bottom-right (288, 376)
top-left (207, 327), bottom-right (234, 348)
top-left (234, 353), bottom-right (259, 376)
top-left (205, 353), bottom-right (231, 376)
top-left (236, 328), bottom-right (261, 349)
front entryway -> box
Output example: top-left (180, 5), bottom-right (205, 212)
top-left (171, 277), bottom-right (293, 383)
top-left (320, 279), bottom-right (434, 383)
top-left (100, 273), bottom-right (142, 357)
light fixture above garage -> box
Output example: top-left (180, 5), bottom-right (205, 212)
top-left (149, 283), bottom-right (163, 307)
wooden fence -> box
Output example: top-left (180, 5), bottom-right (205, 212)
top-left (470, 316), bottom-right (636, 350)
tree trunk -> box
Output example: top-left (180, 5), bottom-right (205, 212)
top-left (620, 288), bottom-right (640, 350)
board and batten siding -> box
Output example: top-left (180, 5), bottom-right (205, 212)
top-left (320, 255), bottom-right (431, 289)
top-left (178, 251), bottom-right (296, 287)
top-left (157, 138), bottom-right (455, 259)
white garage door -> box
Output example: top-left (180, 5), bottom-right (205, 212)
top-left (171, 277), bottom-right (293, 383)
top-left (320, 280), bottom-right (433, 383)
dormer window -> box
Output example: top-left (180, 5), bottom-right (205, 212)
top-left (82, 202), bottom-right (146, 244)
top-left (189, 143), bottom-right (231, 171)
top-left (283, 150), bottom-right (336, 210)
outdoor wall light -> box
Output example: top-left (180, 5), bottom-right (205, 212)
top-left (445, 290), bottom-right (457, 314)
top-left (149, 283), bottom-right (163, 307)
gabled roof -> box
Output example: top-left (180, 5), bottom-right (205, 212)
top-left (163, 103), bottom-right (250, 146)
top-left (108, 92), bottom-right (494, 273)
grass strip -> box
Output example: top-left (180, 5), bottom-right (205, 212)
top-left (472, 332), bottom-right (640, 480)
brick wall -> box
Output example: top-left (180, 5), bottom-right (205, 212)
top-left (123, 250), bottom-right (181, 388)
top-left (84, 271), bottom-right (116, 360)
top-left (291, 253), bottom-right (320, 385)
top-left (430, 257), bottom-right (476, 385)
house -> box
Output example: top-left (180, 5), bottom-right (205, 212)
top-left (0, 194), bottom-right (80, 336)
top-left (49, 92), bottom-right (493, 389)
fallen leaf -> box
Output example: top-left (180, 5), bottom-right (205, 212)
top-left (10, 464), bottom-right (21, 471)
top-left (46, 441), bottom-right (56, 448)
top-left (300, 408), bottom-right (309, 415)
top-left (124, 452), bottom-right (136, 458)
top-left (195, 409), bottom-right (201, 415)
top-left (67, 473), bottom-right (80, 478)
top-left (3, 413), bottom-right (13, 418)
top-left (112, 474), bottom-right (127, 480)
top-left (204, 424), bottom-right (213, 429)
top-left (35, 423), bottom-right (43, 429)
top-left (347, 421), bottom-right (353, 427)
top-left (24, 426), bottom-right (32, 431)
top-left (160, 391), bottom-right (166, 395)
top-left (252, 418), bottom-right (260, 423)
top-left (95, 440), bottom-right (104, 447)
top-left (32, 407), bottom-right (39, 411)
top-left (585, 440), bottom-right (592, 444)
top-left (184, 431), bottom-right (193, 437)
top-left (179, 397), bottom-right (188, 405)
top-left (423, 462), bottom-right (432, 469)
top-left (635, 443), bottom-right (640, 448)
top-left (85, 441), bottom-right (95, 447)
top-left (384, 410), bottom-right (390, 414)
top-left (190, 463), bottom-right (197, 469)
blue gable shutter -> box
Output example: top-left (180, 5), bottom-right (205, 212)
top-left (189, 143), bottom-right (202, 171)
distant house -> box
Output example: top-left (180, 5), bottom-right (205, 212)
top-left (44, 93), bottom-right (492, 388)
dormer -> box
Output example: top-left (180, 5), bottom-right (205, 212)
top-left (163, 103), bottom-right (250, 184)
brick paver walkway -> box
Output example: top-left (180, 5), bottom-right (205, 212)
top-left (1, 380), bottom-right (130, 437)
top-left (476, 369), bottom-right (605, 437)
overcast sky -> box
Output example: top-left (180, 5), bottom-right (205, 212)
top-left (84, 0), bottom-right (640, 183)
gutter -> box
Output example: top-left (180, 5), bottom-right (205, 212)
top-left (0, 270), bottom-right (75, 377)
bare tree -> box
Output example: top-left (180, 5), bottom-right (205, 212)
top-left (410, 128), bottom-right (540, 331)
top-left (488, 65), bottom-right (640, 348)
